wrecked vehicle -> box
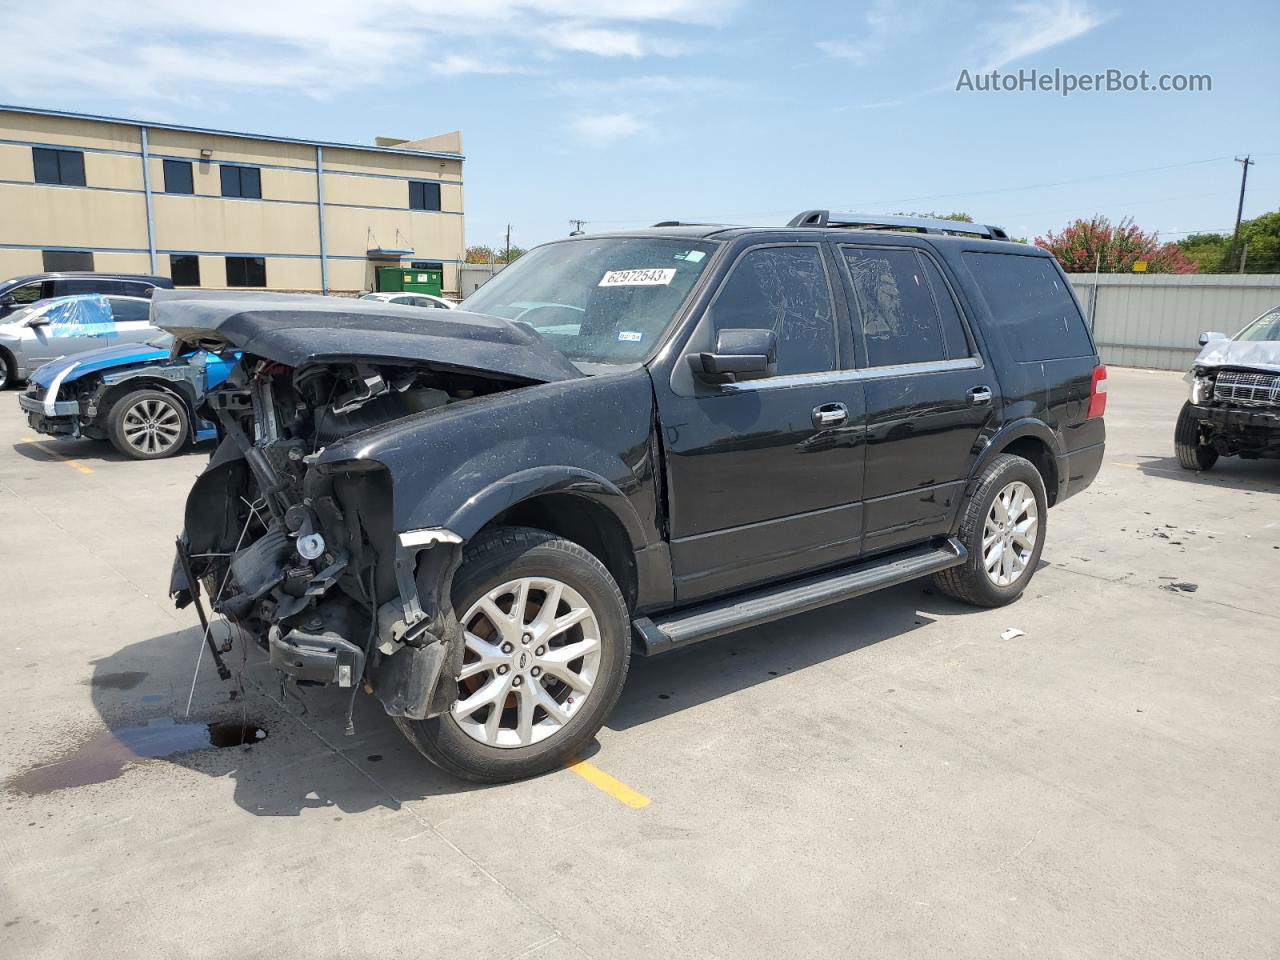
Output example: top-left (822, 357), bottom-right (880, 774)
top-left (20, 334), bottom-right (236, 459)
top-left (1178, 305), bottom-right (1280, 470)
top-left (163, 212), bottom-right (1106, 783)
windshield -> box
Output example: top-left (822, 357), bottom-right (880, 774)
top-left (462, 237), bottom-right (717, 364)
top-left (1236, 308), bottom-right (1280, 342)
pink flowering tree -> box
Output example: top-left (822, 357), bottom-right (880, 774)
top-left (1035, 216), bottom-right (1197, 274)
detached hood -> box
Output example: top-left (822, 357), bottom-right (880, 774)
top-left (29, 341), bottom-right (169, 389)
top-left (1193, 337), bottom-right (1280, 375)
top-left (152, 290), bottom-right (583, 384)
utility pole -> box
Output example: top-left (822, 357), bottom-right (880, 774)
top-left (1230, 155), bottom-right (1254, 272)
top-left (569, 218), bottom-right (587, 236)
top-left (504, 224), bottom-right (511, 263)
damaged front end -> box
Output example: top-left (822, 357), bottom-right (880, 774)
top-left (172, 355), bottom-right (515, 728)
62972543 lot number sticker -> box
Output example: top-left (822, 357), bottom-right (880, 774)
top-left (598, 268), bottom-right (676, 287)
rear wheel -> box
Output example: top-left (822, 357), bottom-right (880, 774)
top-left (1175, 401), bottom-right (1218, 471)
top-left (107, 389), bottom-right (190, 460)
top-left (396, 526), bottom-right (630, 783)
top-left (934, 454), bottom-right (1047, 607)
top-left (0, 349), bottom-right (14, 390)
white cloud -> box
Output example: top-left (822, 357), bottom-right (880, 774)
top-left (570, 112), bottom-right (650, 145)
top-left (975, 1), bottom-right (1108, 71)
top-left (0, 0), bottom-right (740, 104)
top-left (818, 0), bottom-right (1106, 71)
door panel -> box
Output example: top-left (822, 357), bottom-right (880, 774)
top-left (860, 364), bottom-right (991, 553)
top-left (838, 242), bottom-right (996, 555)
top-left (662, 381), bottom-right (867, 601)
top-left (659, 242), bottom-right (867, 603)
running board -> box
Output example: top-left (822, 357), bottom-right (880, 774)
top-left (632, 538), bottom-right (966, 656)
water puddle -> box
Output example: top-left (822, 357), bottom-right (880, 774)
top-left (5, 717), bottom-right (268, 796)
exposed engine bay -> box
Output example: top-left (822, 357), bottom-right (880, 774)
top-left (175, 354), bottom-right (518, 730)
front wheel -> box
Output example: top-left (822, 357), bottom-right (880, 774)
top-left (1174, 401), bottom-right (1218, 471)
top-left (396, 526), bottom-right (631, 783)
top-left (107, 389), bottom-right (190, 460)
top-left (934, 453), bottom-right (1048, 607)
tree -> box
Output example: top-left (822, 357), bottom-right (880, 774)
top-left (501, 245), bottom-right (527, 263)
top-left (1034, 216), bottom-right (1197, 274)
top-left (895, 211), bottom-right (975, 222)
top-left (465, 244), bottom-right (496, 264)
top-left (1176, 211), bottom-right (1280, 273)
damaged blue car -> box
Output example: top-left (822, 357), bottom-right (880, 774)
top-left (20, 333), bottom-right (237, 460)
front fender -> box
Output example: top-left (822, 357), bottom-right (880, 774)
top-left (441, 464), bottom-right (649, 544)
top-left (314, 367), bottom-right (662, 547)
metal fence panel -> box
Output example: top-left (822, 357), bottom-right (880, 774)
top-left (1066, 274), bottom-right (1280, 370)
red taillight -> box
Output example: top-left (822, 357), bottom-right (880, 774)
top-left (1087, 364), bottom-right (1107, 420)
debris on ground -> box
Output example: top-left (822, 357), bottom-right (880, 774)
top-left (1159, 581), bottom-right (1199, 594)
top-left (1000, 628), bottom-right (1027, 641)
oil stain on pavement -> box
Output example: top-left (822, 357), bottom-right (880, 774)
top-left (4, 717), bottom-right (267, 796)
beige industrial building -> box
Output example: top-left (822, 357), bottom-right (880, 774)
top-left (0, 105), bottom-right (464, 296)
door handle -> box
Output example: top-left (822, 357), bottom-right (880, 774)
top-left (967, 386), bottom-right (993, 405)
top-left (812, 402), bottom-right (848, 428)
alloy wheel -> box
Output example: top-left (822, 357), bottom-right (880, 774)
top-left (983, 480), bottom-right (1039, 587)
top-left (121, 397), bottom-right (184, 456)
top-left (452, 576), bottom-right (601, 748)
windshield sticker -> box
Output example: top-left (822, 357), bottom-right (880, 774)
top-left (617, 330), bottom-right (644, 343)
top-left (674, 250), bottom-right (706, 263)
top-left (598, 268), bottom-right (676, 287)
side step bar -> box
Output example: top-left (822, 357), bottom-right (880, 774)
top-left (632, 538), bottom-right (966, 656)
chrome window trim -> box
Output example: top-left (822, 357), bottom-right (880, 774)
top-left (724, 355), bottom-right (983, 392)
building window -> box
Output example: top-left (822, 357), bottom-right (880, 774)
top-left (163, 159), bottom-right (194, 194)
top-left (409, 180), bottom-right (441, 211)
top-left (42, 250), bottom-right (95, 271)
top-left (33, 147), bottom-right (86, 186)
top-left (170, 254), bottom-right (201, 287)
top-left (220, 164), bottom-right (262, 199)
top-left (225, 256), bottom-right (266, 287)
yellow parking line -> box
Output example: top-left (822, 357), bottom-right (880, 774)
top-left (19, 437), bottom-right (94, 474)
top-left (567, 759), bottom-right (651, 809)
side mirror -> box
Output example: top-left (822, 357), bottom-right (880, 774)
top-left (25, 315), bottom-right (49, 328)
top-left (1198, 330), bottom-right (1228, 346)
top-left (689, 328), bottom-right (777, 384)
top-left (0, 295), bottom-right (15, 307)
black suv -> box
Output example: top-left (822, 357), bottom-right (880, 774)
top-left (162, 212), bottom-right (1106, 782)
top-left (0, 271), bottom-right (174, 321)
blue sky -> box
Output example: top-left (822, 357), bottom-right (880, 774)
top-left (4, 0), bottom-right (1277, 250)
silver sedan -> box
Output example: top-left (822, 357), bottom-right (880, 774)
top-left (0, 294), bottom-right (158, 389)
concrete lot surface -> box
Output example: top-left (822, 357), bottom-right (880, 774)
top-left (1, 367), bottom-right (1277, 960)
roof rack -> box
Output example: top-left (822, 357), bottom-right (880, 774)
top-left (787, 210), bottom-right (1009, 240)
top-left (651, 220), bottom-right (727, 227)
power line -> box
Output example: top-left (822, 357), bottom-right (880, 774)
top-left (583, 152), bottom-right (1269, 226)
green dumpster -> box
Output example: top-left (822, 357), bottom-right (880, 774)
top-left (376, 265), bottom-right (443, 297)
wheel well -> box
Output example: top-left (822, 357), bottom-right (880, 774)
top-left (998, 436), bottom-right (1059, 505)
top-left (99, 378), bottom-right (196, 424)
top-left (484, 493), bottom-right (638, 608)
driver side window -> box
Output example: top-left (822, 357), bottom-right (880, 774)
top-left (9, 282), bottom-right (46, 304)
top-left (711, 246), bottom-right (836, 376)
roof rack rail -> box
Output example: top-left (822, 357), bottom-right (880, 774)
top-left (651, 220), bottom-right (728, 228)
top-left (787, 210), bottom-right (1009, 240)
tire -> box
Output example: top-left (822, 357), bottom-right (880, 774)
top-left (1174, 401), bottom-right (1218, 471)
top-left (934, 453), bottom-right (1048, 608)
top-left (0, 349), bottom-right (14, 390)
top-left (107, 389), bottom-right (191, 460)
top-left (396, 526), bottom-right (631, 783)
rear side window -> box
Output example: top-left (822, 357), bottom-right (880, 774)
top-left (963, 252), bottom-right (1093, 361)
top-left (55, 278), bottom-right (123, 296)
top-left (712, 245), bottom-right (836, 376)
top-left (107, 298), bottom-right (151, 323)
top-left (843, 246), bottom-right (959, 366)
